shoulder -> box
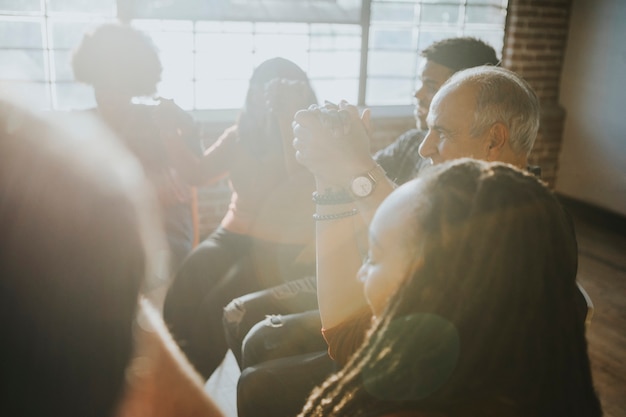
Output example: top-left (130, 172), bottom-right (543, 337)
top-left (377, 129), bottom-right (425, 155)
top-left (396, 128), bottom-right (426, 146)
top-left (130, 103), bottom-right (156, 117)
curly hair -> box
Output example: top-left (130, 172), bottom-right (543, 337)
top-left (71, 23), bottom-right (162, 97)
top-left (299, 159), bottom-right (601, 417)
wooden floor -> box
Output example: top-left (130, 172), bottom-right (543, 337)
top-left (205, 351), bottom-right (239, 417)
top-left (204, 197), bottom-right (626, 417)
top-left (562, 197), bottom-right (626, 417)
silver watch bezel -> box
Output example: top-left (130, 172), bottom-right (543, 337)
top-left (350, 172), bottom-right (376, 198)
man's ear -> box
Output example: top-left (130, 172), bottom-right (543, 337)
top-left (486, 122), bottom-right (509, 159)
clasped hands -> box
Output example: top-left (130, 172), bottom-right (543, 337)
top-left (292, 100), bottom-right (375, 187)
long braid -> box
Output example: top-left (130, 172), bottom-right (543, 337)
top-left (300, 160), bottom-right (601, 417)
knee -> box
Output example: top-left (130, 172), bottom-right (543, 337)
top-left (237, 365), bottom-right (287, 417)
top-left (172, 243), bottom-right (213, 283)
top-left (237, 366), bottom-right (266, 417)
top-left (240, 315), bottom-right (285, 368)
top-left (223, 297), bottom-right (248, 343)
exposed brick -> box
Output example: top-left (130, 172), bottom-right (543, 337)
top-left (504, 0), bottom-right (573, 186)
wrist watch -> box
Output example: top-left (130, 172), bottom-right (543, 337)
top-left (350, 165), bottom-right (384, 198)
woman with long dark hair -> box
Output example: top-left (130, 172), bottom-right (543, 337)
top-left (163, 57), bottom-right (319, 379)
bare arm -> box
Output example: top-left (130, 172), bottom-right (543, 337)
top-left (155, 99), bottom-right (239, 186)
top-left (292, 104), bottom-right (396, 328)
top-left (164, 124), bottom-right (239, 186)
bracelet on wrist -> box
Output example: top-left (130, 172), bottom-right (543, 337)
top-left (313, 208), bottom-right (359, 221)
top-left (312, 189), bottom-right (354, 205)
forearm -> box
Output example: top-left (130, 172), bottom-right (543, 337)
top-left (314, 168), bottom-right (395, 329)
top-left (315, 200), bottom-right (367, 329)
top-left (193, 134), bottom-right (237, 184)
top-left (294, 105), bottom-right (397, 328)
top-left (351, 166), bottom-right (396, 226)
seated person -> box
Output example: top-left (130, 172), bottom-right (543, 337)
top-left (237, 65), bottom-right (589, 416)
top-left (292, 66), bottom-right (544, 342)
top-left (162, 57), bottom-right (318, 379)
top-left (299, 158), bottom-right (602, 417)
top-left (0, 96), bottom-right (224, 417)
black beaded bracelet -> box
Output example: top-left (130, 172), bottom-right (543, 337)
top-left (313, 208), bottom-right (359, 221)
top-left (312, 190), bottom-right (354, 205)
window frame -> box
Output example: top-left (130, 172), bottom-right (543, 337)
top-left (0, 0), bottom-right (508, 115)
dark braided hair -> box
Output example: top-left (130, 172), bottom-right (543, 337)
top-left (299, 159), bottom-right (601, 417)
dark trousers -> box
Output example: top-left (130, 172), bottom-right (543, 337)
top-left (223, 275), bottom-right (321, 368)
top-left (237, 351), bottom-right (335, 417)
top-left (223, 277), bottom-right (336, 417)
top-left (163, 227), bottom-right (310, 379)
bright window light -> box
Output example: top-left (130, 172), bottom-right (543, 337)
top-left (0, 0), bottom-right (507, 111)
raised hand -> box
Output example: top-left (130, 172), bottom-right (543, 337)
top-left (292, 101), bottom-right (375, 187)
top-left (264, 78), bottom-right (313, 118)
top-left (264, 78), bottom-right (316, 174)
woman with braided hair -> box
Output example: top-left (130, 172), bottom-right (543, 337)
top-left (299, 159), bottom-right (602, 417)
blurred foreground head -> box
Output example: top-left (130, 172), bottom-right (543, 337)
top-left (0, 96), bottom-right (164, 417)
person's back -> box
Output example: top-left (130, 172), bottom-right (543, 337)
top-left (0, 96), bottom-right (225, 417)
top-left (0, 96), bottom-right (156, 417)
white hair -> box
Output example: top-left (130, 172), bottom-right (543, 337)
top-left (443, 66), bottom-right (540, 156)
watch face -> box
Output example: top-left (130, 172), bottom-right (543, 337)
top-left (351, 176), bottom-right (374, 197)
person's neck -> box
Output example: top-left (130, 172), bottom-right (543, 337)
top-left (512, 154), bottom-right (528, 169)
top-left (495, 147), bottom-right (527, 169)
top-left (97, 101), bottom-right (133, 126)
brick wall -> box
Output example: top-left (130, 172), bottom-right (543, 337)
top-left (502, 0), bottom-right (573, 187)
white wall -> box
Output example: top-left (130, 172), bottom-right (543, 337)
top-left (557, 0), bottom-right (626, 216)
